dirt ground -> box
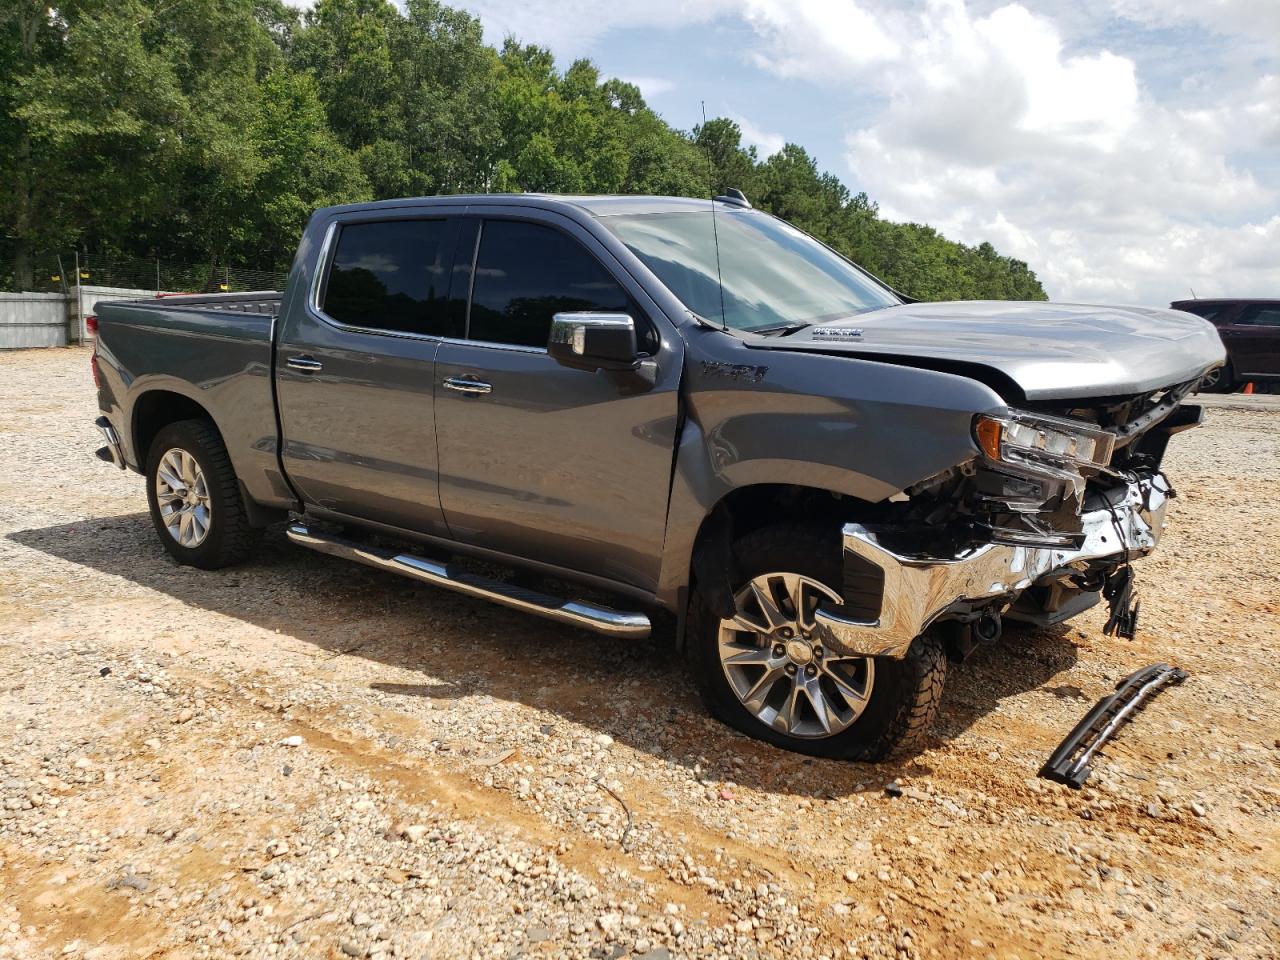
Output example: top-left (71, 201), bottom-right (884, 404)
top-left (1, 346), bottom-right (1277, 960)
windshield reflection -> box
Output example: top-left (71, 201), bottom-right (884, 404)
top-left (605, 209), bottom-right (899, 332)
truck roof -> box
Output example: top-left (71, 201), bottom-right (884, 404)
top-left (317, 194), bottom-right (732, 219)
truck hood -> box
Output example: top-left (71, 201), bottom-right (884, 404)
top-left (747, 300), bottom-right (1226, 401)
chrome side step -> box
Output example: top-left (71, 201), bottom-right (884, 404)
top-left (285, 523), bottom-right (651, 639)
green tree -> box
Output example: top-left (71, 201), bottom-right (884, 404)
top-left (693, 118), bottom-right (759, 198)
top-left (242, 70), bottom-right (370, 268)
top-left (0, 0), bottom-right (1047, 301)
top-left (291, 0), bottom-right (409, 196)
top-left (1, 0), bottom-right (189, 286)
top-left (397, 0), bottom-right (501, 194)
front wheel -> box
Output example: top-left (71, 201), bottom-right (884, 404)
top-left (145, 419), bottom-right (261, 570)
top-left (690, 524), bottom-right (946, 761)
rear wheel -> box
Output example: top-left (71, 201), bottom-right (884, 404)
top-left (145, 419), bottom-right (260, 569)
top-left (690, 524), bottom-right (947, 761)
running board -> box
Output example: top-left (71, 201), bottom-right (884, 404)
top-left (1039, 663), bottom-right (1188, 789)
top-left (285, 523), bottom-right (651, 639)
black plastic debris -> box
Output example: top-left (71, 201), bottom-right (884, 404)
top-left (1040, 663), bottom-right (1188, 789)
top-left (1102, 567), bottom-right (1140, 639)
top-left (99, 666), bottom-right (111, 677)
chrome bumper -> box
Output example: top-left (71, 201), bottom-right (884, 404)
top-left (813, 474), bottom-right (1172, 659)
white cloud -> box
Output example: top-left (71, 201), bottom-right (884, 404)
top-left (457, 0), bottom-right (729, 49)
top-left (737, 0), bottom-right (903, 78)
top-left (836, 1), bottom-right (1278, 302)
top-left (429, 0), bottom-right (1280, 302)
top-left (732, 113), bottom-right (785, 157)
top-left (1105, 0), bottom-right (1280, 45)
top-left (618, 75), bottom-right (676, 99)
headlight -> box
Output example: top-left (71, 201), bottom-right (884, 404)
top-left (974, 410), bottom-right (1115, 475)
top-left (970, 410), bottom-right (1117, 548)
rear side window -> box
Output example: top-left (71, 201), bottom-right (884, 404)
top-left (322, 219), bottom-right (458, 336)
top-left (1185, 304), bottom-right (1222, 321)
top-left (468, 220), bottom-right (632, 349)
top-left (1239, 305), bottom-right (1280, 327)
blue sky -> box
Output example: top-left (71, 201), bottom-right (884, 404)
top-left (295, 0), bottom-right (1280, 305)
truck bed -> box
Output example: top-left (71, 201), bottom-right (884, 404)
top-left (91, 290), bottom-right (289, 509)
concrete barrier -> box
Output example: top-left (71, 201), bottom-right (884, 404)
top-left (75, 285), bottom-right (159, 342)
top-left (0, 286), bottom-right (171, 348)
top-left (0, 292), bottom-right (69, 349)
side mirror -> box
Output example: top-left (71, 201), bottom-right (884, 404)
top-left (548, 312), bottom-right (640, 371)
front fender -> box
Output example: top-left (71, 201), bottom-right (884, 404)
top-left (655, 328), bottom-right (1007, 607)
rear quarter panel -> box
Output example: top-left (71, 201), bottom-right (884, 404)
top-left (94, 301), bottom-right (293, 508)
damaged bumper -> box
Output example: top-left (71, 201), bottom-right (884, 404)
top-left (813, 473), bottom-right (1172, 659)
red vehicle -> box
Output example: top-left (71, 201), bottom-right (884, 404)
top-left (1170, 299), bottom-right (1280, 392)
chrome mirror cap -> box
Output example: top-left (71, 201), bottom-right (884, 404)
top-left (549, 312), bottom-right (639, 370)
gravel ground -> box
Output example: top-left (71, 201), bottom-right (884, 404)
top-left (1, 346), bottom-right (1277, 960)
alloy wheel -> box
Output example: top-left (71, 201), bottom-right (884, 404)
top-left (155, 447), bottom-right (212, 548)
top-left (717, 572), bottom-right (875, 739)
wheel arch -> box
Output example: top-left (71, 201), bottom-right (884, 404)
top-left (131, 389), bottom-right (221, 468)
top-left (664, 475), bottom-right (884, 653)
top-left (130, 389), bottom-right (286, 529)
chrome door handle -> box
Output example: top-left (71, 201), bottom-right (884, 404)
top-left (287, 356), bottom-right (323, 373)
top-left (442, 377), bottom-right (492, 395)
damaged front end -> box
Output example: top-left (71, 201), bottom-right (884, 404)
top-left (814, 381), bottom-right (1202, 660)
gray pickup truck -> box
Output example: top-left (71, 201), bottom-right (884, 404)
top-left (91, 193), bottom-right (1224, 761)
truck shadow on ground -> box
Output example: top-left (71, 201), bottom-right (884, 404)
top-left (9, 512), bottom-right (1080, 798)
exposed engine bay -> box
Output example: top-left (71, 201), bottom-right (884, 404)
top-left (813, 378), bottom-right (1206, 658)
top-left (892, 377), bottom-right (1201, 551)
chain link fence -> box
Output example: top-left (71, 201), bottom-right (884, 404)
top-left (0, 254), bottom-right (74, 294)
top-left (0, 253), bottom-right (289, 295)
top-left (1, 253), bottom-right (290, 347)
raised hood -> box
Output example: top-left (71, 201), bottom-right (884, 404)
top-left (749, 300), bottom-right (1226, 401)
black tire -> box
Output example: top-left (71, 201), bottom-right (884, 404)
top-left (145, 419), bottom-right (261, 570)
top-left (689, 524), bottom-right (946, 761)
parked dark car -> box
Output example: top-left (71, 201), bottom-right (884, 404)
top-left (90, 193), bottom-right (1223, 762)
top-left (1170, 299), bottom-right (1280, 391)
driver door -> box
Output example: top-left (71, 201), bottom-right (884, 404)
top-left (433, 213), bottom-right (683, 592)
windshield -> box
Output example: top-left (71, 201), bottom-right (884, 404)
top-left (603, 208), bottom-right (899, 332)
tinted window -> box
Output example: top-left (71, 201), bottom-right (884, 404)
top-left (322, 219), bottom-right (457, 336)
top-left (1178, 303), bottom-right (1223, 321)
top-left (468, 220), bottom-right (631, 348)
top-left (1239, 305), bottom-right (1280, 327)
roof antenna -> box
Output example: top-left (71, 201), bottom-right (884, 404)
top-left (1189, 286), bottom-right (1198, 299)
top-left (701, 100), bottom-right (728, 330)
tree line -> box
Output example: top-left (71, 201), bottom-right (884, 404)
top-left (1, 0), bottom-right (1047, 301)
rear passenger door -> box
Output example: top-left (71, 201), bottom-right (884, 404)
top-left (276, 214), bottom-right (461, 535)
top-left (1220, 304), bottom-right (1280, 377)
top-left (433, 212), bottom-right (683, 592)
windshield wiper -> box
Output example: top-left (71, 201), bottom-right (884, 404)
top-left (752, 321), bottom-right (812, 337)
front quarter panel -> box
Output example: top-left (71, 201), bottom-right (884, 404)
top-left (656, 328), bottom-right (1008, 606)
